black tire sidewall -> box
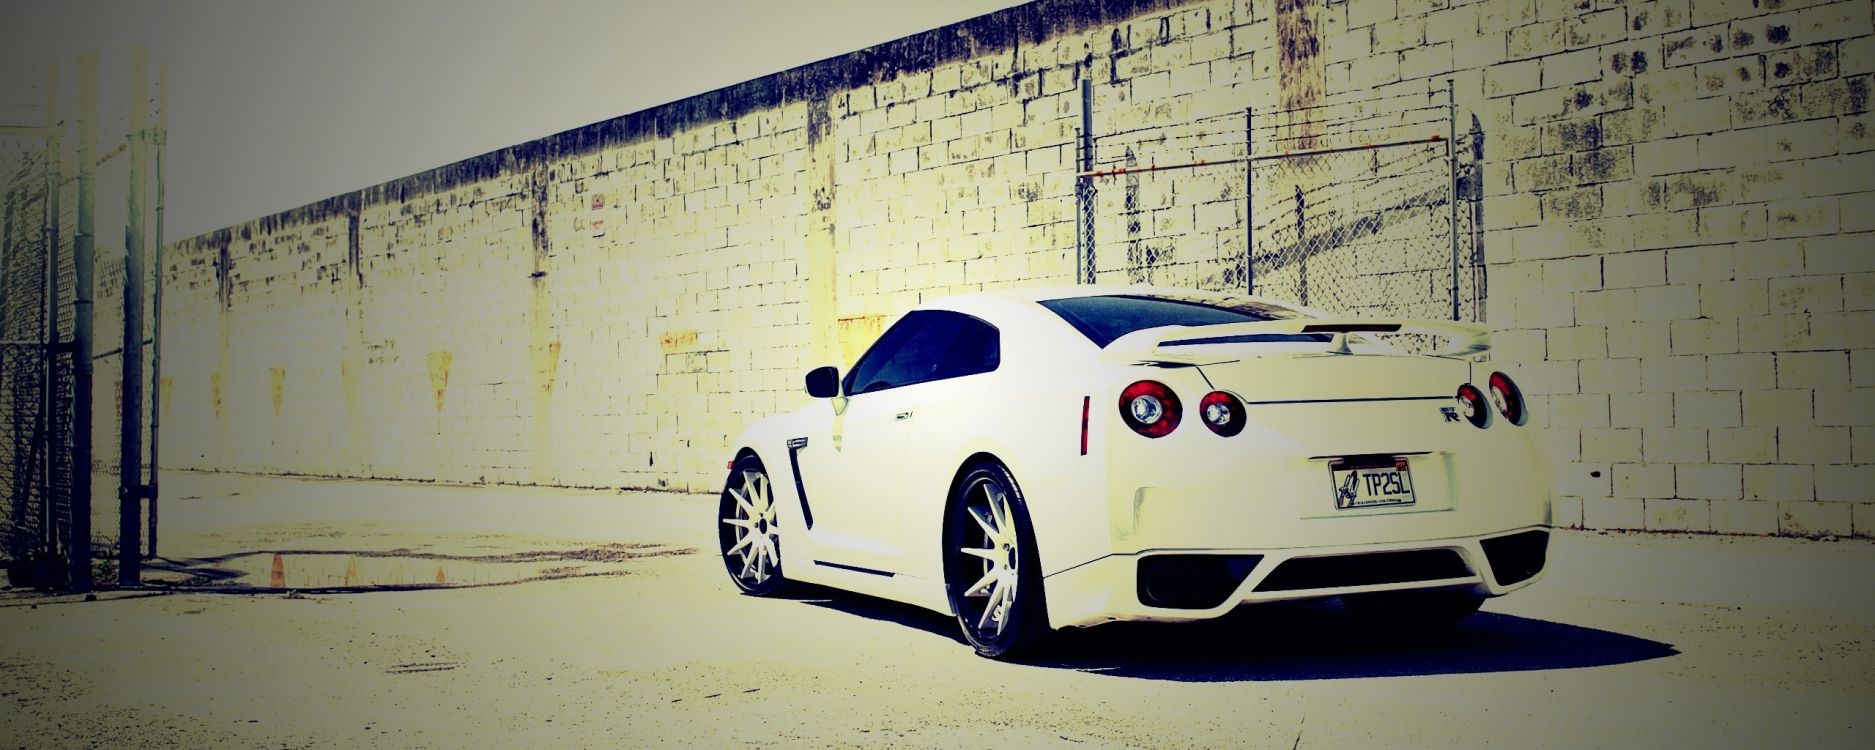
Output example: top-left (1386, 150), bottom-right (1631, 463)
top-left (944, 461), bottom-right (1046, 659)
top-left (719, 455), bottom-right (784, 597)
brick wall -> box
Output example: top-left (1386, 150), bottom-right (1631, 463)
top-left (152, 0), bottom-right (1873, 535)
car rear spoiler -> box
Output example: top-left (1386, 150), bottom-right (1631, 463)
top-left (1102, 318), bottom-right (1492, 362)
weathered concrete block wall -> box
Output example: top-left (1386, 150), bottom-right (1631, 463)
top-left (151, 0), bottom-right (1874, 535)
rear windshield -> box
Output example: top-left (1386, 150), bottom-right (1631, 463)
top-left (1038, 294), bottom-right (1321, 348)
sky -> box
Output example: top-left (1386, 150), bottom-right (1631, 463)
top-left (0, 0), bottom-right (1029, 240)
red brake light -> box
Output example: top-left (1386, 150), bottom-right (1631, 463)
top-left (1198, 391), bottom-right (1245, 437)
top-left (1079, 395), bottom-right (1090, 455)
top-left (1119, 380), bottom-right (1181, 438)
top-left (1456, 383), bottom-right (1490, 428)
top-left (1487, 371), bottom-right (1526, 425)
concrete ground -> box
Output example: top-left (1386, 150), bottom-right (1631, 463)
top-left (1, 471), bottom-right (1872, 748)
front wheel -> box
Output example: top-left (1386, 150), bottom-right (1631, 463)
top-left (943, 461), bottom-right (1047, 660)
top-left (719, 455), bottom-right (785, 596)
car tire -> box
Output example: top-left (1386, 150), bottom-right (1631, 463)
top-left (718, 454), bottom-right (786, 597)
top-left (1339, 587), bottom-right (1484, 629)
top-left (943, 460), bottom-right (1048, 660)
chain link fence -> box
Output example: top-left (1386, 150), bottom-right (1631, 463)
top-left (0, 63), bottom-right (77, 586)
top-left (0, 56), bottom-right (157, 590)
top-left (1076, 83), bottom-right (1484, 326)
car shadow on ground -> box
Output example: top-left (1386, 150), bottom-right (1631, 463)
top-left (787, 585), bottom-right (1678, 682)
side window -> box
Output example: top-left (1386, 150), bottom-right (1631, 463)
top-left (842, 311), bottom-right (1000, 395)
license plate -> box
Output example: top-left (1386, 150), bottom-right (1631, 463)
top-left (1330, 456), bottom-right (1416, 510)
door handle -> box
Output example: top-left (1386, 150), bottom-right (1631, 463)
top-left (895, 411), bottom-right (914, 421)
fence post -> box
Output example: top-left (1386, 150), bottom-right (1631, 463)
top-left (69, 53), bottom-right (96, 592)
top-left (39, 62), bottom-right (60, 578)
top-left (147, 64), bottom-right (166, 560)
top-left (1293, 184), bottom-right (1307, 307)
top-left (118, 46), bottom-right (147, 587)
top-left (1076, 77), bottom-right (1094, 284)
top-left (1469, 113), bottom-right (1486, 323)
top-left (1447, 80), bottom-right (1461, 322)
top-left (1244, 106), bottom-right (1253, 295)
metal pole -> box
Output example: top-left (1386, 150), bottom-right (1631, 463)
top-left (38, 63), bottom-right (59, 567)
top-left (146, 63), bottom-right (165, 559)
top-left (118, 46), bottom-right (147, 586)
top-left (1469, 114), bottom-right (1486, 323)
top-left (69, 53), bottom-right (96, 592)
top-left (1294, 185), bottom-right (1307, 307)
top-left (1077, 77), bottom-right (1094, 284)
top-left (1447, 79), bottom-right (1460, 322)
top-left (1244, 106), bottom-right (1253, 296)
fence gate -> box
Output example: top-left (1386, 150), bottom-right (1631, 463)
top-left (1077, 82), bottom-right (1484, 324)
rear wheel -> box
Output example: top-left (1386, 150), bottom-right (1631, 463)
top-left (943, 461), bottom-right (1047, 659)
top-left (719, 455), bottom-right (785, 596)
top-left (1340, 587), bottom-right (1484, 629)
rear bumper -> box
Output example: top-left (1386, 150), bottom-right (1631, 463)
top-left (1040, 526), bottom-right (1551, 629)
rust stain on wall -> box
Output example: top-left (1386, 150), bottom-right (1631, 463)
top-left (159, 376), bottom-right (172, 420)
top-left (1276, 0), bottom-right (1324, 148)
top-left (836, 314), bottom-right (887, 365)
top-left (209, 372), bottom-right (221, 419)
top-left (427, 351), bottom-right (452, 412)
top-left (659, 330), bottom-right (699, 354)
top-left (534, 340), bottom-right (562, 393)
top-left (269, 367), bottom-right (286, 417)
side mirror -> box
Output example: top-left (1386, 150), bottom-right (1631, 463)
top-left (805, 366), bottom-right (840, 398)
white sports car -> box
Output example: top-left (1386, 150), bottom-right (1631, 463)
top-left (718, 285), bottom-right (1552, 659)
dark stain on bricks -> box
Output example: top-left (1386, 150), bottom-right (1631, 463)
top-left (1688, 176), bottom-right (1726, 207)
top-left (1767, 25), bottom-right (1790, 44)
top-left (1109, 28), bottom-right (1128, 84)
top-left (215, 236), bottom-right (233, 310)
top-left (529, 161), bottom-right (549, 274)
top-left (1632, 51), bottom-right (1649, 74)
top-left (1574, 89), bottom-right (1596, 109)
top-left (1767, 91), bottom-right (1793, 120)
top-left (1665, 35), bottom-right (1695, 59)
top-left (1732, 30), bottom-right (1755, 49)
top-left (1632, 12), bottom-right (1647, 32)
top-left (1644, 180), bottom-right (1668, 209)
top-left (1559, 120), bottom-right (1602, 151)
top-left (805, 98), bottom-right (831, 148)
top-left (1710, 35), bottom-right (1725, 54)
top-left (1850, 77), bottom-right (1871, 114)
top-left (1773, 61), bottom-right (1793, 80)
top-left (346, 201), bottom-right (362, 287)
top-left (1577, 149), bottom-right (1626, 183)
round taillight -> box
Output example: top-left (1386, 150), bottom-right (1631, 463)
top-left (1488, 371), bottom-right (1526, 425)
top-left (1456, 383), bottom-right (1491, 428)
top-left (1199, 391), bottom-right (1245, 437)
top-left (1119, 380), bottom-right (1181, 438)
